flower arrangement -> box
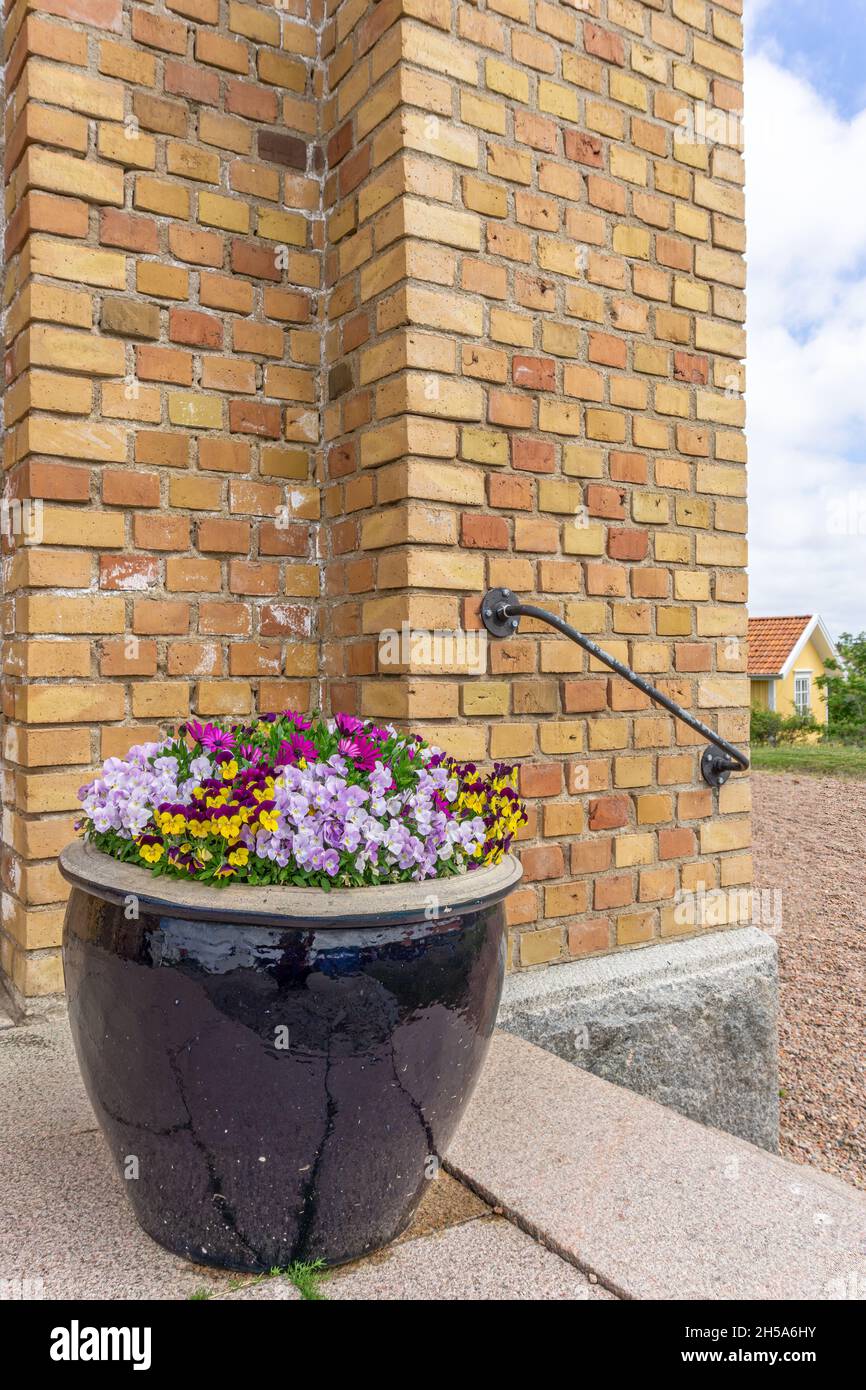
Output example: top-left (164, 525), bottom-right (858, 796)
top-left (77, 711), bottom-right (526, 889)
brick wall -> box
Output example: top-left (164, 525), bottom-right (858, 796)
top-left (1, 0), bottom-right (325, 997)
top-left (1, 0), bottom-right (750, 1001)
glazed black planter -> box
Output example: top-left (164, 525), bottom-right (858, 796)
top-left (59, 840), bottom-right (521, 1272)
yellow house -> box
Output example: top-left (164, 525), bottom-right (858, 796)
top-left (748, 615), bottom-right (840, 726)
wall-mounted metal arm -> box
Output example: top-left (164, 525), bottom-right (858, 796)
top-left (480, 587), bottom-right (749, 788)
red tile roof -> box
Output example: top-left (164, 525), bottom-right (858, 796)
top-left (748, 616), bottom-right (812, 676)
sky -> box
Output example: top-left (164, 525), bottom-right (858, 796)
top-left (745, 0), bottom-right (866, 639)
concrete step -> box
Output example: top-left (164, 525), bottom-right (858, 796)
top-left (446, 1032), bottom-right (866, 1301)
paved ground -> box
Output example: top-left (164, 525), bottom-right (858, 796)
top-left (753, 772), bottom-right (866, 1190)
top-left (0, 1007), bottom-right (606, 1302)
top-left (3, 1006), bottom-right (865, 1300)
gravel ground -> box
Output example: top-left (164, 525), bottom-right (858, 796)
top-left (753, 772), bottom-right (866, 1189)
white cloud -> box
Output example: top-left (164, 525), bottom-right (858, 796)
top-left (745, 49), bottom-right (866, 636)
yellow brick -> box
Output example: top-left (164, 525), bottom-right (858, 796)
top-left (399, 198), bottom-right (481, 250)
top-left (377, 371), bottom-right (483, 422)
top-left (539, 479), bottom-right (584, 514)
top-left (258, 50), bottom-right (306, 92)
top-left (137, 262), bottom-right (189, 300)
top-left (400, 109), bottom-right (480, 167)
top-left (463, 683), bottom-right (510, 716)
top-left (462, 175), bottom-right (507, 218)
top-left (258, 208), bottom-right (307, 244)
top-left (98, 123), bottom-right (157, 169)
top-left (132, 684), bottom-right (190, 718)
top-left (20, 417), bottom-right (126, 463)
top-left (610, 71), bottom-right (647, 110)
top-left (519, 927), bottom-right (563, 966)
top-left (614, 756), bottom-right (654, 788)
top-left (567, 519), bottom-right (606, 556)
top-left (20, 147), bottom-right (124, 205)
top-left (695, 535), bottom-right (748, 567)
top-left (23, 326), bottom-right (124, 377)
top-left (18, 684), bottom-right (125, 724)
top-left (167, 142), bottom-right (220, 184)
top-left (229, 0), bottom-right (281, 44)
top-left (199, 190), bottom-right (250, 233)
top-left (562, 51), bottom-right (604, 93)
top-left (539, 722), bottom-right (585, 754)
top-left (589, 719), bottom-right (629, 751)
top-left (585, 409), bottom-right (627, 442)
top-left (615, 833), bottom-right (655, 868)
top-left (26, 236), bottom-right (125, 289)
top-left (24, 60), bottom-right (123, 119)
top-left (693, 36), bottom-right (743, 81)
top-left (487, 144), bottom-right (532, 184)
top-left (542, 805), bottom-right (586, 839)
top-left (486, 58), bottom-right (529, 103)
top-left (538, 80), bottom-right (578, 121)
top-left (11, 949), bottom-right (65, 997)
top-left (19, 596), bottom-right (125, 634)
top-left (539, 400), bottom-right (583, 437)
top-left (563, 446), bottom-right (604, 478)
top-left (39, 507), bottom-right (124, 548)
top-left (460, 90), bottom-right (507, 135)
top-left (134, 175), bottom-right (190, 219)
top-left (637, 794), bottom-right (673, 824)
top-left (613, 225), bottom-right (651, 258)
top-left (403, 21), bottom-right (478, 84)
top-left (460, 427), bottom-right (508, 466)
top-left (169, 393), bottom-right (222, 429)
top-left (700, 818), bottom-right (751, 853)
top-left (610, 146), bottom-right (648, 185)
top-left (631, 43), bottom-right (668, 84)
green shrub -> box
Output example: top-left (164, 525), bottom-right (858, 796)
top-left (750, 706), bottom-right (820, 745)
top-left (750, 706), bottom-right (783, 745)
top-left (816, 632), bottom-right (866, 745)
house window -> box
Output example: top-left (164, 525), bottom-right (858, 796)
top-left (794, 671), bottom-right (811, 715)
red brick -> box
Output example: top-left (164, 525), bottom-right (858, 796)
top-left (659, 828), bottom-right (697, 860)
top-left (520, 763), bottom-right (563, 797)
top-left (675, 643), bottom-right (712, 673)
top-left (589, 795), bottom-right (631, 831)
top-left (674, 351), bottom-right (709, 385)
top-left (164, 59), bottom-right (220, 104)
top-left (102, 471), bottom-right (159, 508)
top-left (564, 129), bottom-right (604, 167)
top-left (512, 438), bottom-right (555, 473)
top-left (563, 680), bottom-right (608, 713)
top-left (583, 21), bottom-right (625, 66)
top-left (169, 308), bottom-right (223, 348)
top-left (229, 401), bottom-right (281, 436)
top-left (586, 484), bottom-right (626, 519)
top-left (512, 356), bottom-right (556, 391)
top-left (100, 555), bottom-right (161, 590)
top-left (521, 844), bottom-right (566, 882)
top-left (198, 518), bottom-right (250, 553)
top-left (594, 874), bottom-right (634, 909)
top-left (608, 529), bottom-right (648, 561)
top-left (99, 209), bottom-right (158, 253)
top-left (461, 515), bottom-right (509, 549)
top-left (610, 451), bottom-right (647, 484)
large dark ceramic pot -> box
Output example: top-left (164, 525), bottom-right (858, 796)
top-left (59, 840), bottom-right (521, 1272)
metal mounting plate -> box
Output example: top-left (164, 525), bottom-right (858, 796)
top-left (480, 587), bottom-right (520, 639)
top-left (701, 745), bottom-right (733, 788)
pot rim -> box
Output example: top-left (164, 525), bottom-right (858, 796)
top-left (59, 838), bottom-right (523, 929)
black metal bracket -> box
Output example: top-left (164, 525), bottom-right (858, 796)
top-left (480, 588), bottom-right (749, 789)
